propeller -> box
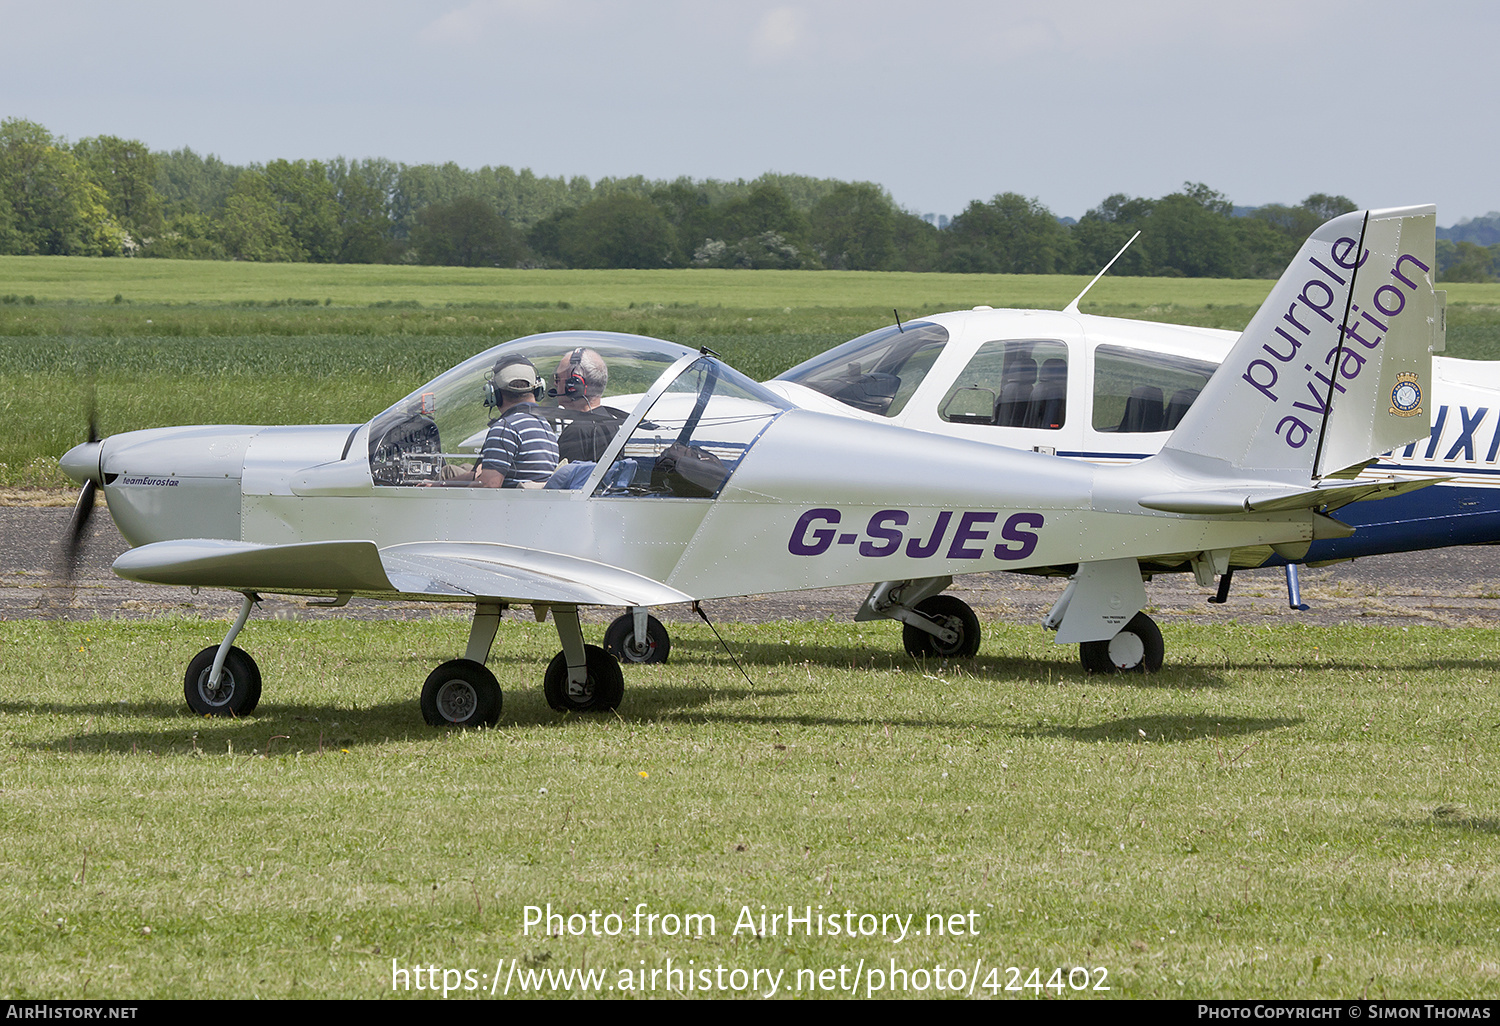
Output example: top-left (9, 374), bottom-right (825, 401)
top-left (59, 395), bottom-right (102, 580)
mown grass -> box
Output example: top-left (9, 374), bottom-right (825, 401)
top-left (0, 617), bottom-right (1495, 999)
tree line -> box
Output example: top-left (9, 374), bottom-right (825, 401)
top-left (2, 118), bottom-right (1495, 281)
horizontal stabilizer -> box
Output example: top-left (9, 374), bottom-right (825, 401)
top-left (1137, 474), bottom-right (1441, 515)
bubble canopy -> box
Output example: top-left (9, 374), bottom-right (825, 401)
top-left (365, 331), bottom-right (792, 495)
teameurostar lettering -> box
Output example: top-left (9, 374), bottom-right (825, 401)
top-left (119, 475), bottom-right (178, 487)
top-left (788, 508), bottom-right (1043, 561)
top-left (1240, 233), bottom-right (1430, 449)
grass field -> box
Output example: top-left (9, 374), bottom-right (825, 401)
top-left (0, 617), bottom-right (1495, 999)
top-left (2, 258), bottom-right (1499, 1000)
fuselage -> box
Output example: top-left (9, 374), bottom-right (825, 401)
top-left (766, 303), bottom-right (1488, 569)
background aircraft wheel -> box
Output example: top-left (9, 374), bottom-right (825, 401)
top-left (1079, 612), bottom-right (1164, 674)
top-left (544, 645), bottom-right (624, 713)
top-left (184, 645), bottom-right (262, 717)
top-left (603, 613), bottom-right (671, 664)
top-left (421, 659), bottom-right (502, 727)
top-left (901, 595), bottom-right (982, 658)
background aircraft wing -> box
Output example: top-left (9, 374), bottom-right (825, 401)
top-left (113, 538), bottom-right (693, 607)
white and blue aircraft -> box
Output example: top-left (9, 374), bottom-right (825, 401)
top-left (59, 205), bottom-right (1442, 724)
top-left (754, 212), bottom-right (1475, 665)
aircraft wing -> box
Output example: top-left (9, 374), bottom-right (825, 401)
top-left (1136, 475), bottom-right (1443, 515)
top-left (112, 538), bottom-right (694, 607)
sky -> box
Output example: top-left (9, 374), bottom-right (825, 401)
top-left (2, 0), bottom-right (1494, 226)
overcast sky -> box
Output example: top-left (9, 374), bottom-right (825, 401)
top-left (3, 0), bottom-right (1493, 225)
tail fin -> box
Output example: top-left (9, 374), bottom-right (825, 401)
top-left (1162, 205), bottom-right (1440, 482)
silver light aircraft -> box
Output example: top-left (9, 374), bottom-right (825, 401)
top-left (59, 205), bottom-right (1442, 725)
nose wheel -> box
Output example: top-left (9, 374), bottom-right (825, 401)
top-left (184, 645), bottom-right (262, 717)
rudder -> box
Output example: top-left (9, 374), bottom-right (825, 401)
top-left (1162, 205), bottom-right (1440, 482)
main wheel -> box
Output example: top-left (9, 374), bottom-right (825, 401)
top-left (1079, 612), bottom-right (1164, 674)
top-left (902, 595), bottom-right (982, 658)
top-left (421, 659), bottom-right (502, 727)
top-left (184, 645), bottom-right (262, 717)
top-left (603, 613), bottom-right (671, 664)
top-left (544, 645), bottom-right (624, 713)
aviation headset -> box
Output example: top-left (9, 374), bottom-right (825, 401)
top-left (484, 357), bottom-right (545, 408)
top-left (549, 347), bottom-right (589, 402)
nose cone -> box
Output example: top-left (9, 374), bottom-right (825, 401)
top-left (60, 440), bottom-right (103, 486)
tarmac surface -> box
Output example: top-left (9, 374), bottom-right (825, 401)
top-left (6, 500), bottom-right (1500, 632)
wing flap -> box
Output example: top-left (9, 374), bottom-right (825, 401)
top-left (381, 542), bottom-right (693, 607)
top-left (114, 539), bottom-right (393, 592)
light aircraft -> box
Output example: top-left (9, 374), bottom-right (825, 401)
top-left (60, 205), bottom-right (1442, 725)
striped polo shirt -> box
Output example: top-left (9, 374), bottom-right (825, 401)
top-left (480, 404), bottom-right (560, 486)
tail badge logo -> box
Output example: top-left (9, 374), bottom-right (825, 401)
top-left (1390, 373), bottom-right (1423, 417)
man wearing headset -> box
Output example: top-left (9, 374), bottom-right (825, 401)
top-left (550, 347), bottom-right (630, 463)
top-left (471, 356), bottom-right (560, 488)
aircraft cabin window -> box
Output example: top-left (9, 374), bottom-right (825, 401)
top-left (365, 334), bottom-right (682, 487)
top-left (774, 322), bottom-right (949, 418)
top-left (938, 340), bottom-right (1067, 429)
top-left (1092, 344), bottom-right (1216, 433)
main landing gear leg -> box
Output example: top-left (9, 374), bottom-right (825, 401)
top-left (184, 592), bottom-right (263, 717)
top-left (857, 577), bottom-right (982, 659)
top-left (545, 605), bottom-right (624, 713)
top-left (421, 602), bottom-right (504, 728)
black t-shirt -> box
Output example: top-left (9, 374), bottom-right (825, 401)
top-left (557, 405), bottom-right (630, 463)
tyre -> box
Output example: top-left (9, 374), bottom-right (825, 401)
top-left (603, 613), bottom-right (671, 664)
top-left (901, 595), bottom-right (982, 658)
top-left (421, 659), bottom-right (503, 727)
top-left (543, 645), bottom-right (624, 713)
top-left (1079, 612), bottom-right (1164, 674)
top-left (184, 645), bottom-right (262, 717)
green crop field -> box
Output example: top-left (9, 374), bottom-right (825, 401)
top-left (1, 617), bottom-right (1496, 1000)
top-left (2, 257), bottom-right (1499, 491)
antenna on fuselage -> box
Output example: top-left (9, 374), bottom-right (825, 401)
top-left (1062, 230), bottom-right (1141, 315)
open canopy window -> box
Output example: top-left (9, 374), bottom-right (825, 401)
top-left (594, 354), bottom-right (792, 499)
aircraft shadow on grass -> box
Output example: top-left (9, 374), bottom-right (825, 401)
top-left (1017, 712), bottom-right (1303, 744)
